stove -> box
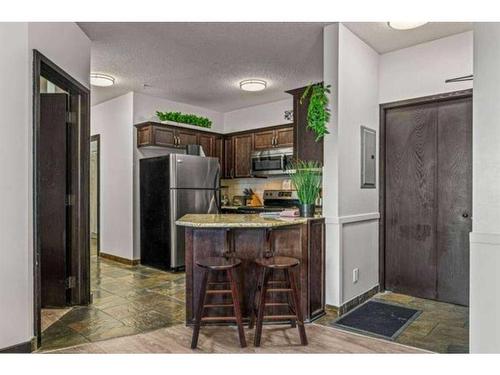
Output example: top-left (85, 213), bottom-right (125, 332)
top-left (222, 190), bottom-right (299, 214)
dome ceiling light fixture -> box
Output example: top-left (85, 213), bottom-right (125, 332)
top-left (387, 22), bottom-right (428, 30)
top-left (90, 73), bottom-right (115, 87)
top-left (239, 79), bottom-right (267, 92)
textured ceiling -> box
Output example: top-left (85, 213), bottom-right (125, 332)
top-left (343, 22), bottom-right (473, 53)
top-left (78, 22), bottom-right (326, 111)
top-left (79, 22), bottom-right (473, 111)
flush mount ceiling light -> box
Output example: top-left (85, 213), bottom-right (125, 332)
top-left (239, 79), bottom-right (267, 92)
top-left (387, 22), bottom-right (428, 30)
top-left (90, 73), bottom-right (115, 87)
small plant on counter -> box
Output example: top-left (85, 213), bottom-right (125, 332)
top-left (156, 111), bottom-right (212, 128)
top-left (288, 160), bottom-right (322, 217)
top-left (300, 83), bottom-right (331, 141)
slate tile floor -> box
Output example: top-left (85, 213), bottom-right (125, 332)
top-left (315, 291), bottom-right (469, 354)
top-left (40, 251), bottom-right (185, 351)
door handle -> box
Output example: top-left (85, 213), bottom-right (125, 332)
top-left (462, 212), bottom-right (470, 218)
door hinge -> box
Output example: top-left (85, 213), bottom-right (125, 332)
top-left (66, 111), bottom-right (77, 125)
top-left (65, 194), bottom-right (75, 206)
top-left (65, 276), bottom-right (76, 289)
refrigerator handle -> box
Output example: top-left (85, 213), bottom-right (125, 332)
top-left (214, 162), bottom-right (221, 213)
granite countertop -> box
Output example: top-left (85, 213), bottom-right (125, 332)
top-left (175, 214), bottom-right (309, 228)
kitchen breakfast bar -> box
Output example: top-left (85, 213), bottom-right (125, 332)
top-left (176, 214), bottom-right (326, 328)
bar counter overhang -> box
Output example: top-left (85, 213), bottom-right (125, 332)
top-left (176, 214), bottom-right (326, 325)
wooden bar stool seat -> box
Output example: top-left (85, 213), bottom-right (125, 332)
top-left (250, 256), bottom-right (307, 347)
top-left (191, 256), bottom-right (247, 349)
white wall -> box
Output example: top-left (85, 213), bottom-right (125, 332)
top-left (323, 23), bottom-right (380, 307)
top-left (470, 23), bottom-right (500, 353)
top-left (223, 99), bottom-right (293, 133)
top-left (0, 23), bottom-right (31, 350)
top-left (28, 23), bottom-right (91, 88)
top-left (0, 22), bottom-right (90, 350)
top-left (91, 93), bottom-right (135, 260)
top-left (379, 31), bottom-right (473, 104)
top-left (323, 23), bottom-right (341, 306)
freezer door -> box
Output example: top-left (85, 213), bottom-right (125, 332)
top-left (170, 188), bottom-right (219, 268)
top-left (170, 153), bottom-right (220, 189)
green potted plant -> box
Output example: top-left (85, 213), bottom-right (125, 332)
top-left (288, 160), bottom-right (322, 217)
top-left (300, 83), bottom-right (331, 141)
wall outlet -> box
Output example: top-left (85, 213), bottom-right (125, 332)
top-left (353, 268), bottom-right (359, 283)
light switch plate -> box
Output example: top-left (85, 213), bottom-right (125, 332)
top-left (353, 268), bottom-right (359, 283)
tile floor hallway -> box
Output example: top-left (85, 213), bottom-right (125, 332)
top-left (40, 243), bottom-right (468, 353)
top-left (40, 251), bottom-right (185, 351)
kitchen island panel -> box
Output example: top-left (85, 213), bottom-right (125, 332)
top-left (182, 216), bottom-right (325, 325)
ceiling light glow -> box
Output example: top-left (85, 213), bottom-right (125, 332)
top-left (240, 79), bottom-right (267, 92)
top-left (90, 73), bottom-right (115, 87)
top-left (387, 22), bottom-right (428, 30)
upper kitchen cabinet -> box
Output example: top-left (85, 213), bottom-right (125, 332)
top-left (253, 125), bottom-right (293, 150)
top-left (136, 122), bottom-right (209, 149)
top-left (198, 133), bottom-right (216, 156)
top-left (176, 128), bottom-right (198, 148)
top-left (232, 133), bottom-right (253, 178)
top-left (286, 86), bottom-right (324, 165)
top-left (223, 137), bottom-right (234, 178)
top-left (137, 123), bottom-right (177, 148)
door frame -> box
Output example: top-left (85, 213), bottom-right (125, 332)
top-left (90, 134), bottom-right (101, 255)
top-left (33, 50), bottom-right (91, 346)
top-left (378, 89), bottom-right (472, 291)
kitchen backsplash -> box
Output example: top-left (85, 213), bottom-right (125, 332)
top-left (221, 177), bottom-right (292, 204)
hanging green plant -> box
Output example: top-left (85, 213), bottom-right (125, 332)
top-left (300, 83), bottom-right (331, 141)
top-left (156, 111), bottom-right (212, 128)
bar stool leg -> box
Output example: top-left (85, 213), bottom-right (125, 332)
top-left (284, 269), bottom-right (297, 328)
top-left (227, 268), bottom-right (247, 348)
top-left (287, 268), bottom-right (308, 345)
top-left (248, 267), bottom-right (263, 329)
top-left (254, 267), bottom-right (269, 347)
top-left (191, 268), bottom-right (209, 349)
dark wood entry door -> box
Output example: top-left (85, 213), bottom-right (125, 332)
top-left (40, 93), bottom-right (69, 307)
top-left (384, 95), bottom-right (472, 306)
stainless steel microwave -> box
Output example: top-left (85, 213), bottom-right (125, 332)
top-left (250, 147), bottom-right (293, 176)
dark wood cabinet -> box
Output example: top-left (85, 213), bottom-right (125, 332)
top-left (223, 137), bottom-right (234, 178)
top-left (275, 126), bottom-right (294, 147)
top-left (136, 122), bottom-right (214, 150)
top-left (232, 134), bottom-right (253, 178)
top-left (176, 129), bottom-right (198, 147)
top-left (198, 133), bottom-right (215, 156)
top-left (254, 129), bottom-right (276, 150)
top-left (253, 126), bottom-right (293, 150)
top-left (214, 137), bottom-right (224, 173)
top-left (287, 86), bottom-right (324, 164)
top-left (135, 122), bottom-right (295, 179)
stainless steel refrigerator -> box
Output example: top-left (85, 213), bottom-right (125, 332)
top-left (140, 154), bottom-right (220, 271)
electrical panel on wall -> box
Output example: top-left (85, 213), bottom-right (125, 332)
top-left (361, 126), bottom-right (376, 189)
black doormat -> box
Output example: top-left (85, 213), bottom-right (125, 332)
top-left (332, 300), bottom-right (421, 340)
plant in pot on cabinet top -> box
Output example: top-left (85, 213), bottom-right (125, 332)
top-left (288, 160), bottom-right (322, 217)
top-left (156, 111), bottom-right (212, 129)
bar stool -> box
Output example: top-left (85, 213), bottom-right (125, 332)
top-left (249, 256), bottom-right (307, 347)
top-left (191, 256), bottom-right (247, 349)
